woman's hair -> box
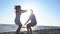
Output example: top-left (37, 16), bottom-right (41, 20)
top-left (14, 5), bottom-right (21, 13)
top-left (15, 5), bottom-right (21, 9)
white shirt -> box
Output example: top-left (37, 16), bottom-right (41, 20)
top-left (29, 14), bottom-right (37, 23)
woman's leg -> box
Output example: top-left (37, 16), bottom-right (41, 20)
top-left (30, 27), bottom-right (32, 34)
top-left (16, 25), bottom-right (22, 34)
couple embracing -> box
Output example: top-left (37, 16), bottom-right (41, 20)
top-left (14, 5), bottom-right (37, 34)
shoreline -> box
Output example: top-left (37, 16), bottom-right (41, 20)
top-left (0, 29), bottom-right (60, 34)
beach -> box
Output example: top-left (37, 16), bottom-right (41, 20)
top-left (0, 29), bottom-right (60, 34)
top-left (0, 24), bottom-right (60, 34)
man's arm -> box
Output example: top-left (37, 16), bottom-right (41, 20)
top-left (24, 19), bottom-right (29, 25)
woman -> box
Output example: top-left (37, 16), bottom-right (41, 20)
top-left (14, 5), bottom-right (27, 34)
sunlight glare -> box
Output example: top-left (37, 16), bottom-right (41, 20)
top-left (20, 3), bottom-right (38, 25)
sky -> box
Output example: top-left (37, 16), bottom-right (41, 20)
top-left (0, 0), bottom-right (60, 26)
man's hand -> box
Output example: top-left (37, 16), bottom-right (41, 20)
top-left (24, 19), bottom-right (29, 25)
top-left (30, 9), bottom-right (33, 11)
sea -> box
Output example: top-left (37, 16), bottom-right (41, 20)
top-left (0, 24), bottom-right (60, 32)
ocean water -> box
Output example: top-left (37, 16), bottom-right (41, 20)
top-left (0, 24), bottom-right (60, 32)
top-left (0, 24), bottom-right (36, 32)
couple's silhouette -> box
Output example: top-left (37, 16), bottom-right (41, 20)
top-left (14, 5), bottom-right (37, 34)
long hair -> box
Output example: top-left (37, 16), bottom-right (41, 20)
top-left (15, 5), bottom-right (21, 13)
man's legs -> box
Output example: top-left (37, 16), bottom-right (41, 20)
top-left (27, 27), bottom-right (30, 34)
top-left (27, 23), bottom-right (32, 34)
top-left (27, 24), bottom-right (30, 34)
top-left (28, 23), bottom-right (36, 34)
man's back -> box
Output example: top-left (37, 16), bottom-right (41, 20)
top-left (29, 14), bottom-right (37, 23)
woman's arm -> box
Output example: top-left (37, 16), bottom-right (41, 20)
top-left (21, 10), bottom-right (27, 13)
